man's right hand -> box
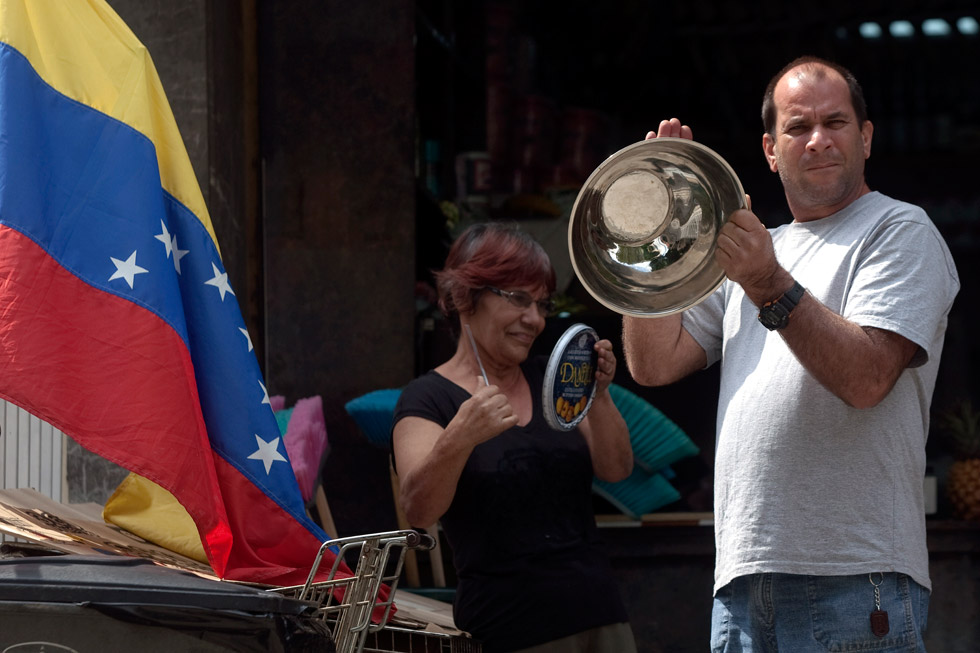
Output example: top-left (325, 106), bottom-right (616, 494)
top-left (647, 117), bottom-right (692, 140)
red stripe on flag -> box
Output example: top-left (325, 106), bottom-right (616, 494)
top-left (214, 454), bottom-right (397, 620)
top-left (212, 453), bottom-right (348, 585)
top-left (0, 225), bottom-right (232, 574)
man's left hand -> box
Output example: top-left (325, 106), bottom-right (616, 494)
top-left (715, 208), bottom-right (791, 305)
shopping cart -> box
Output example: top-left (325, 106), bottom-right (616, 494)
top-left (270, 529), bottom-right (435, 653)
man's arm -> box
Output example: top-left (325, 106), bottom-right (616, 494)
top-left (630, 119), bottom-right (917, 406)
top-left (622, 314), bottom-right (707, 386)
top-left (718, 208), bottom-right (918, 408)
top-left (764, 282), bottom-right (917, 408)
top-left (620, 118), bottom-right (709, 388)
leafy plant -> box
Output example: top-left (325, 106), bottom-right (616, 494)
top-left (936, 399), bottom-right (980, 459)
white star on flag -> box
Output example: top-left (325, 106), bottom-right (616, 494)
top-left (171, 236), bottom-right (190, 274)
top-left (240, 327), bottom-right (253, 352)
top-left (204, 261), bottom-right (235, 300)
top-left (259, 380), bottom-right (270, 405)
top-left (154, 220), bottom-right (173, 258)
top-left (247, 434), bottom-right (287, 474)
top-left (108, 250), bottom-right (149, 289)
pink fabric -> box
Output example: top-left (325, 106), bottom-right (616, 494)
top-left (283, 396), bottom-right (329, 501)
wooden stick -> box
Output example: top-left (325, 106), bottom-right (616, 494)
top-left (389, 464), bottom-right (421, 587)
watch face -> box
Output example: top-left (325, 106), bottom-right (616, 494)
top-left (758, 282), bottom-right (804, 331)
top-left (759, 304), bottom-right (789, 330)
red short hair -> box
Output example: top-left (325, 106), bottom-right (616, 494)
top-left (435, 223), bottom-right (556, 321)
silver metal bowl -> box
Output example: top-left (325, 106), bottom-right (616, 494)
top-left (568, 137), bottom-right (746, 316)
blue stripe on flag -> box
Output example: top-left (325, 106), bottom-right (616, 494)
top-left (0, 41), bottom-right (321, 534)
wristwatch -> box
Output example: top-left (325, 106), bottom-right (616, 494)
top-left (757, 281), bottom-right (805, 331)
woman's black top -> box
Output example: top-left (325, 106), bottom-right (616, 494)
top-left (392, 356), bottom-right (629, 652)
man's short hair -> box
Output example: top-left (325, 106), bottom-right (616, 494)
top-left (761, 56), bottom-right (868, 136)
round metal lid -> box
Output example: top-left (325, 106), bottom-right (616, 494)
top-left (542, 323), bottom-right (598, 431)
top-left (568, 137), bottom-right (747, 316)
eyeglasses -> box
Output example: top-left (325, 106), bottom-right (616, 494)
top-left (485, 286), bottom-right (555, 316)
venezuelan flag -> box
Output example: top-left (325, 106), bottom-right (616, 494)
top-left (0, 0), bottom-right (330, 586)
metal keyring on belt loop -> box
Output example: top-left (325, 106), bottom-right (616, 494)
top-left (869, 572), bottom-right (884, 587)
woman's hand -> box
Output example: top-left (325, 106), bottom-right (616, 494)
top-left (453, 378), bottom-right (519, 448)
top-left (593, 339), bottom-right (617, 395)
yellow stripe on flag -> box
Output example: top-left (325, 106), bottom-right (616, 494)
top-left (104, 472), bottom-right (209, 564)
top-left (0, 0), bottom-right (217, 251)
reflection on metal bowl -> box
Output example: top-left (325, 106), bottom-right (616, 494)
top-left (568, 137), bottom-right (746, 316)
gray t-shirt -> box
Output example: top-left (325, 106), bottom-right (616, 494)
top-left (683, 191), bottom-right (959, 593)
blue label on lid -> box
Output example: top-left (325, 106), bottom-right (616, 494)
top-left (543, 324), bottom-right (598, 431)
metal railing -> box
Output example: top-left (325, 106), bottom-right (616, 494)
top-left (271, 529), bottom-right (435, 653)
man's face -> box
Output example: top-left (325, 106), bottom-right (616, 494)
top-left (763, 66), bottom-right (873, 221)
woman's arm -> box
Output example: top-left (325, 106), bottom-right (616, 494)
top-left (578, 339), bottom-right (633, 483)
top-left (392, 381), bottom-right (517, 527)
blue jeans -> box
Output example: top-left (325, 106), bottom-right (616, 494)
top-left (711, 573), bottom-right (930, 652)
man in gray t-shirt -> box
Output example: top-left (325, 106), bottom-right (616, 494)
top-left (623, 57), bottom-right (958, 652)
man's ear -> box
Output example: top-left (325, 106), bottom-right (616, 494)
top-left (763, 133), bottom-right (778, 173)
top-left (862, 120), bottom-right (874, 160)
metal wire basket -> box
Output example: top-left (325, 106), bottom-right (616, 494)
top-left (360, 624), bottom-right (482, 653)
top-left (270, 529), bottom-right (434, 653)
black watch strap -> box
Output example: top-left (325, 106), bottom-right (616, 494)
top-left (779, 281), bottom-right (805, 308)
top-left (758, 281), bottom-right (805, 331)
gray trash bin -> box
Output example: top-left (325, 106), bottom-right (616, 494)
top-left (0, 554), bottom-right (333, 652)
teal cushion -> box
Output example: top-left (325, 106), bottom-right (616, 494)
top-left (608, 383), bottom-right (699, 473)
top-left (593, 469), bottom-right (680, 519)
top-left (344, 388), bottom-right (403, 448)
top-left (274, 406), bottom-right (294, 436)
top-left (591, 384), bottom-right (699, 518)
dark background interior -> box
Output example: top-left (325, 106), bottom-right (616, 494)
top-left (417, 0), bottom-right (980, 215)
top-left (412, 0), bottom-right (980, 517)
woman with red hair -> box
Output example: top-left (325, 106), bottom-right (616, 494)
top-left (392, 223), bottom-right (636, 652)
